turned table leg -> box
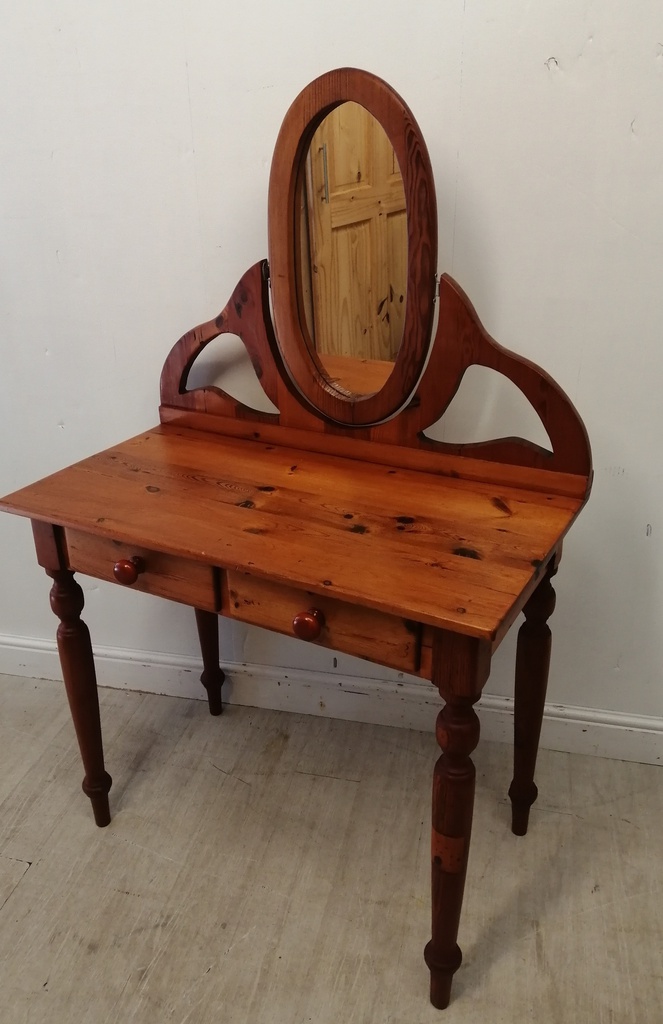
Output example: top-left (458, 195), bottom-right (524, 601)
top-left (194, 608), bottom-right (225, 716)
top-left (47, 570), bottom-right (112, 827)
top-left (424, 632), bottom-right (490, 1009)
top-left (508, 558), bottom-right (557, 836)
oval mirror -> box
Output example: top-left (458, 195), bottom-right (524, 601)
top-left (298, 101), bottom-right (408, 397)
top-left (268, 68), bottom-right (437, 426)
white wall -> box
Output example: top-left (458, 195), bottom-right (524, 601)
top-left (1, 2), bottom-right (662, 759)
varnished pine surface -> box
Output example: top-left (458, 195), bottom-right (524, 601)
top-left (0, 425), bottom-right (583, 643)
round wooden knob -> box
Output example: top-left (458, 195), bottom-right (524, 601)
top-left (113, 556), bottom-right (145, 585)
top-left (292, 608), bottom-right (325, 641)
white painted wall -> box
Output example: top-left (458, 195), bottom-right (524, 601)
top-left (2, 3), bottom-right (662, 755)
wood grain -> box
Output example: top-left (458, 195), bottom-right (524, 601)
top-left (64, 528), bottom-right (218, 612)
top-left (379, 274), bottom-right (592, 476)
top-left (223, 570), bottom-right (421, 675)
top-left (31, 519), bottom-right (66, 570)
top-left (159, 261), bottom-right (322, 433)
top-left (2, 426), bottom-right (583, 644)
top-left (159, 406), bottom-right (590, 498)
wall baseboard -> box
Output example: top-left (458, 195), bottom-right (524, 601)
top-left (1, 634), bottom-right (661, 765)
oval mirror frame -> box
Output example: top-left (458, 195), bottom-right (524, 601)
top-left (268, 68), bottom-right (438, 426)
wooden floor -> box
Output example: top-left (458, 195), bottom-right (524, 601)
top-left (0, 674), bottom-right (661, 1023)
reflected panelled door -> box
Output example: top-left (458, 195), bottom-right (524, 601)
top-left (301, 102), bottom-right (407, 394)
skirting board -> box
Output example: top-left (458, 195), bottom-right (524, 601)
top-left (1, 633), bottom-right (661, 765)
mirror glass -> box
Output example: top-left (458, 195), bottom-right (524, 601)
top-left (296, 101), bottom-right (408, 396)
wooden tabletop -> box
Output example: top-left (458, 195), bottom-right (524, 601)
top-left (0, 425), bottom-right (584, 644)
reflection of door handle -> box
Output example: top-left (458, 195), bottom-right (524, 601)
top-left (321, 143), bottom-right (329, 203)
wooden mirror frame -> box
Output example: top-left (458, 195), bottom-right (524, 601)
top-left (268, 68), bottom-right (438, 426)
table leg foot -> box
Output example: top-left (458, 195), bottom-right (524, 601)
top-left (424, 941), bottom-right (462, 1009)
top-left (82, 772), bottom-right (113, 827)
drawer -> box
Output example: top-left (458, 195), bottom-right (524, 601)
top-left (224, 571), bottom-right (421, 675)
top-left (64, 529), bottom-right (218, 612)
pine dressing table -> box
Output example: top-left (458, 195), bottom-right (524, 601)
top-left (0, 69), bottom-right (592, 1008)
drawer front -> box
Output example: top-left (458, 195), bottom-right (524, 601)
top-left (65, 529), bottom-right (218, 612)
top-left (224, 571), bottom-right (421, 675)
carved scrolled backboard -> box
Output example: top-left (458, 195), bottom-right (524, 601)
top-left (159, 68), bottom-right (591, 496)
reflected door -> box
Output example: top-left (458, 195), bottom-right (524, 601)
top-left (302, 102), bottom-right (407, 386)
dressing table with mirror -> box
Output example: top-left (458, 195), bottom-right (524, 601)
top-left (0, 68), bottom-right (591, 1008)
